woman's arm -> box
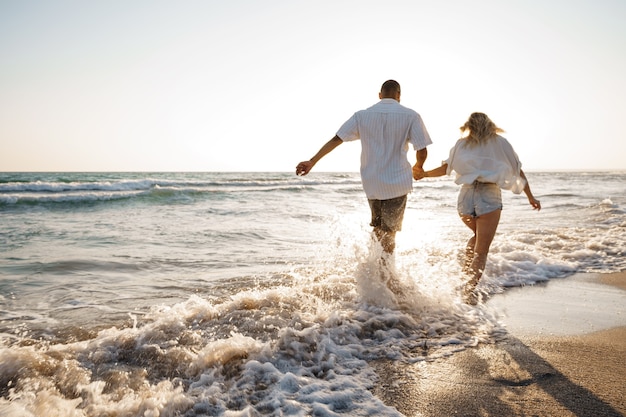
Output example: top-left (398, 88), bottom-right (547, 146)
top-left (416, 163), bottom-right (448, 180)
top-left (520, 170), bottom-right (541, 210)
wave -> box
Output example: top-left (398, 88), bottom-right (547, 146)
top-left (0, 174), bottom-right (363, 206)
top-left (0, 255), bottom-right (505, 416)
top-left (0, 189), bottom-right (150, 205)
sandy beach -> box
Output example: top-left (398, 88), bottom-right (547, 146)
top-left (373, 272), bottom-right (626, 417)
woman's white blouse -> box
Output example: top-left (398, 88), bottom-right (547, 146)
top-left (445, 135), bottom-right (526, 194)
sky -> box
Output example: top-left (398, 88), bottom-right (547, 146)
top-left (1, 0), bottom-right (625, 172)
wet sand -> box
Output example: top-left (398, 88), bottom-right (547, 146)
top-left (372, 272), bottom-right (626, 417)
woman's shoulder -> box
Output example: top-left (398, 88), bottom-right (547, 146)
top-left (493, 135), bottom-right (516, 149)
top-left (453, 138), bottom-right (467, 147)
top-left (493, 134), bottom-right (510, 144)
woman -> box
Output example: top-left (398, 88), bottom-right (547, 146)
top-left (417, 112), bottom-right (541, 304)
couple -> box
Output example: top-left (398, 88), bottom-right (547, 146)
top-left (296, 80), bottom-right (541, 305)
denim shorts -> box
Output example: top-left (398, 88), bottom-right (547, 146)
top-left (457, 182), bottom-right (502, 217)
top-left (368, 195), bottom-right (407, 232)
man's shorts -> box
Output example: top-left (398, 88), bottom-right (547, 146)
top-left (457, 182), bottom-right (502, 217)
top-left (368, 195), bottom-right (407, 232)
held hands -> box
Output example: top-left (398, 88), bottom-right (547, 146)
top-left (296, 161), bottom-right (314, 176)
top-left (415, 164), bottom-right (447, 181)
top-left (412, 165), bottom-right (426, 180)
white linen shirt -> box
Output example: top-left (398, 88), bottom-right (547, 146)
top-left (445, 135), bottom-right (526, 194)
top-left (336, 99), bottom-right (432, 200)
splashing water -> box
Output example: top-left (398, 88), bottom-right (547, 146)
top-left (1, 171), bottom-right (624, 415)
top-left (0, 239), bottom-right (504, 416)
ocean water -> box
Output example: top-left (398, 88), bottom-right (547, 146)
top-left (0, 171), bottom-right (624, 416)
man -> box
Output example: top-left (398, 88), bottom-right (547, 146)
top-left (296, 80), bottom-right (432, 255)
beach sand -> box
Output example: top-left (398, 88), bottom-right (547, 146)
top-left (372, 272), bottom-right (626, 417)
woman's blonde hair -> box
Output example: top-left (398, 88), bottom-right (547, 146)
top-left (460, 112), bottom-right (504, 147)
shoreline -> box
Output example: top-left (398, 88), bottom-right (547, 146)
top-left (488, 272), bottom-right (626, 337)
top-left (372, 272), bottom-right (626, 416)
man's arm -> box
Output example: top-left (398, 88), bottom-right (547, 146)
top-left (296, 135), bottom-right (343, 176)
top-left (412, 148), bottom-right (428, 180)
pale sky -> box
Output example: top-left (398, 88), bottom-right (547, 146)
top-left (1, 0), bottom-right (625, 172)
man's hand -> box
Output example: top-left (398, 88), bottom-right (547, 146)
top-left (296, 161), bottom-right (314, 176)
top-left (412, 165), bottom-right (425, 180)
top-left (295, 136), bottom-right (342, 176)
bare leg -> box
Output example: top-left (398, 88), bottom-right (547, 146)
top-left (460, 209), bottom-right (501, 303)
top-left (463, 235), bottom-right (476, 274)
top-left (372, 227), bottom-right (404, 294)
top-left (374, 227), bottom-right (396, 254)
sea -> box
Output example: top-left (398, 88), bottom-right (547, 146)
top-left (0, 171), bottom-right (624, 416)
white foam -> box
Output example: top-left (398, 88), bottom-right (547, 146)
top-left (0, 251), bottom-right (504, 416)
top-left (2, 171), bottom-right (624, 415)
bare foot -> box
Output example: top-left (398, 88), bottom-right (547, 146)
top-left (462, 281), bottom-right (480, 305)
top-left (386, 275), bottom-right (404, 295)
top-left (463, 287), bottom-right (479, 305)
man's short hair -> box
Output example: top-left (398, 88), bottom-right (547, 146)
top-left (381, 80), bottom-right (401, 95)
